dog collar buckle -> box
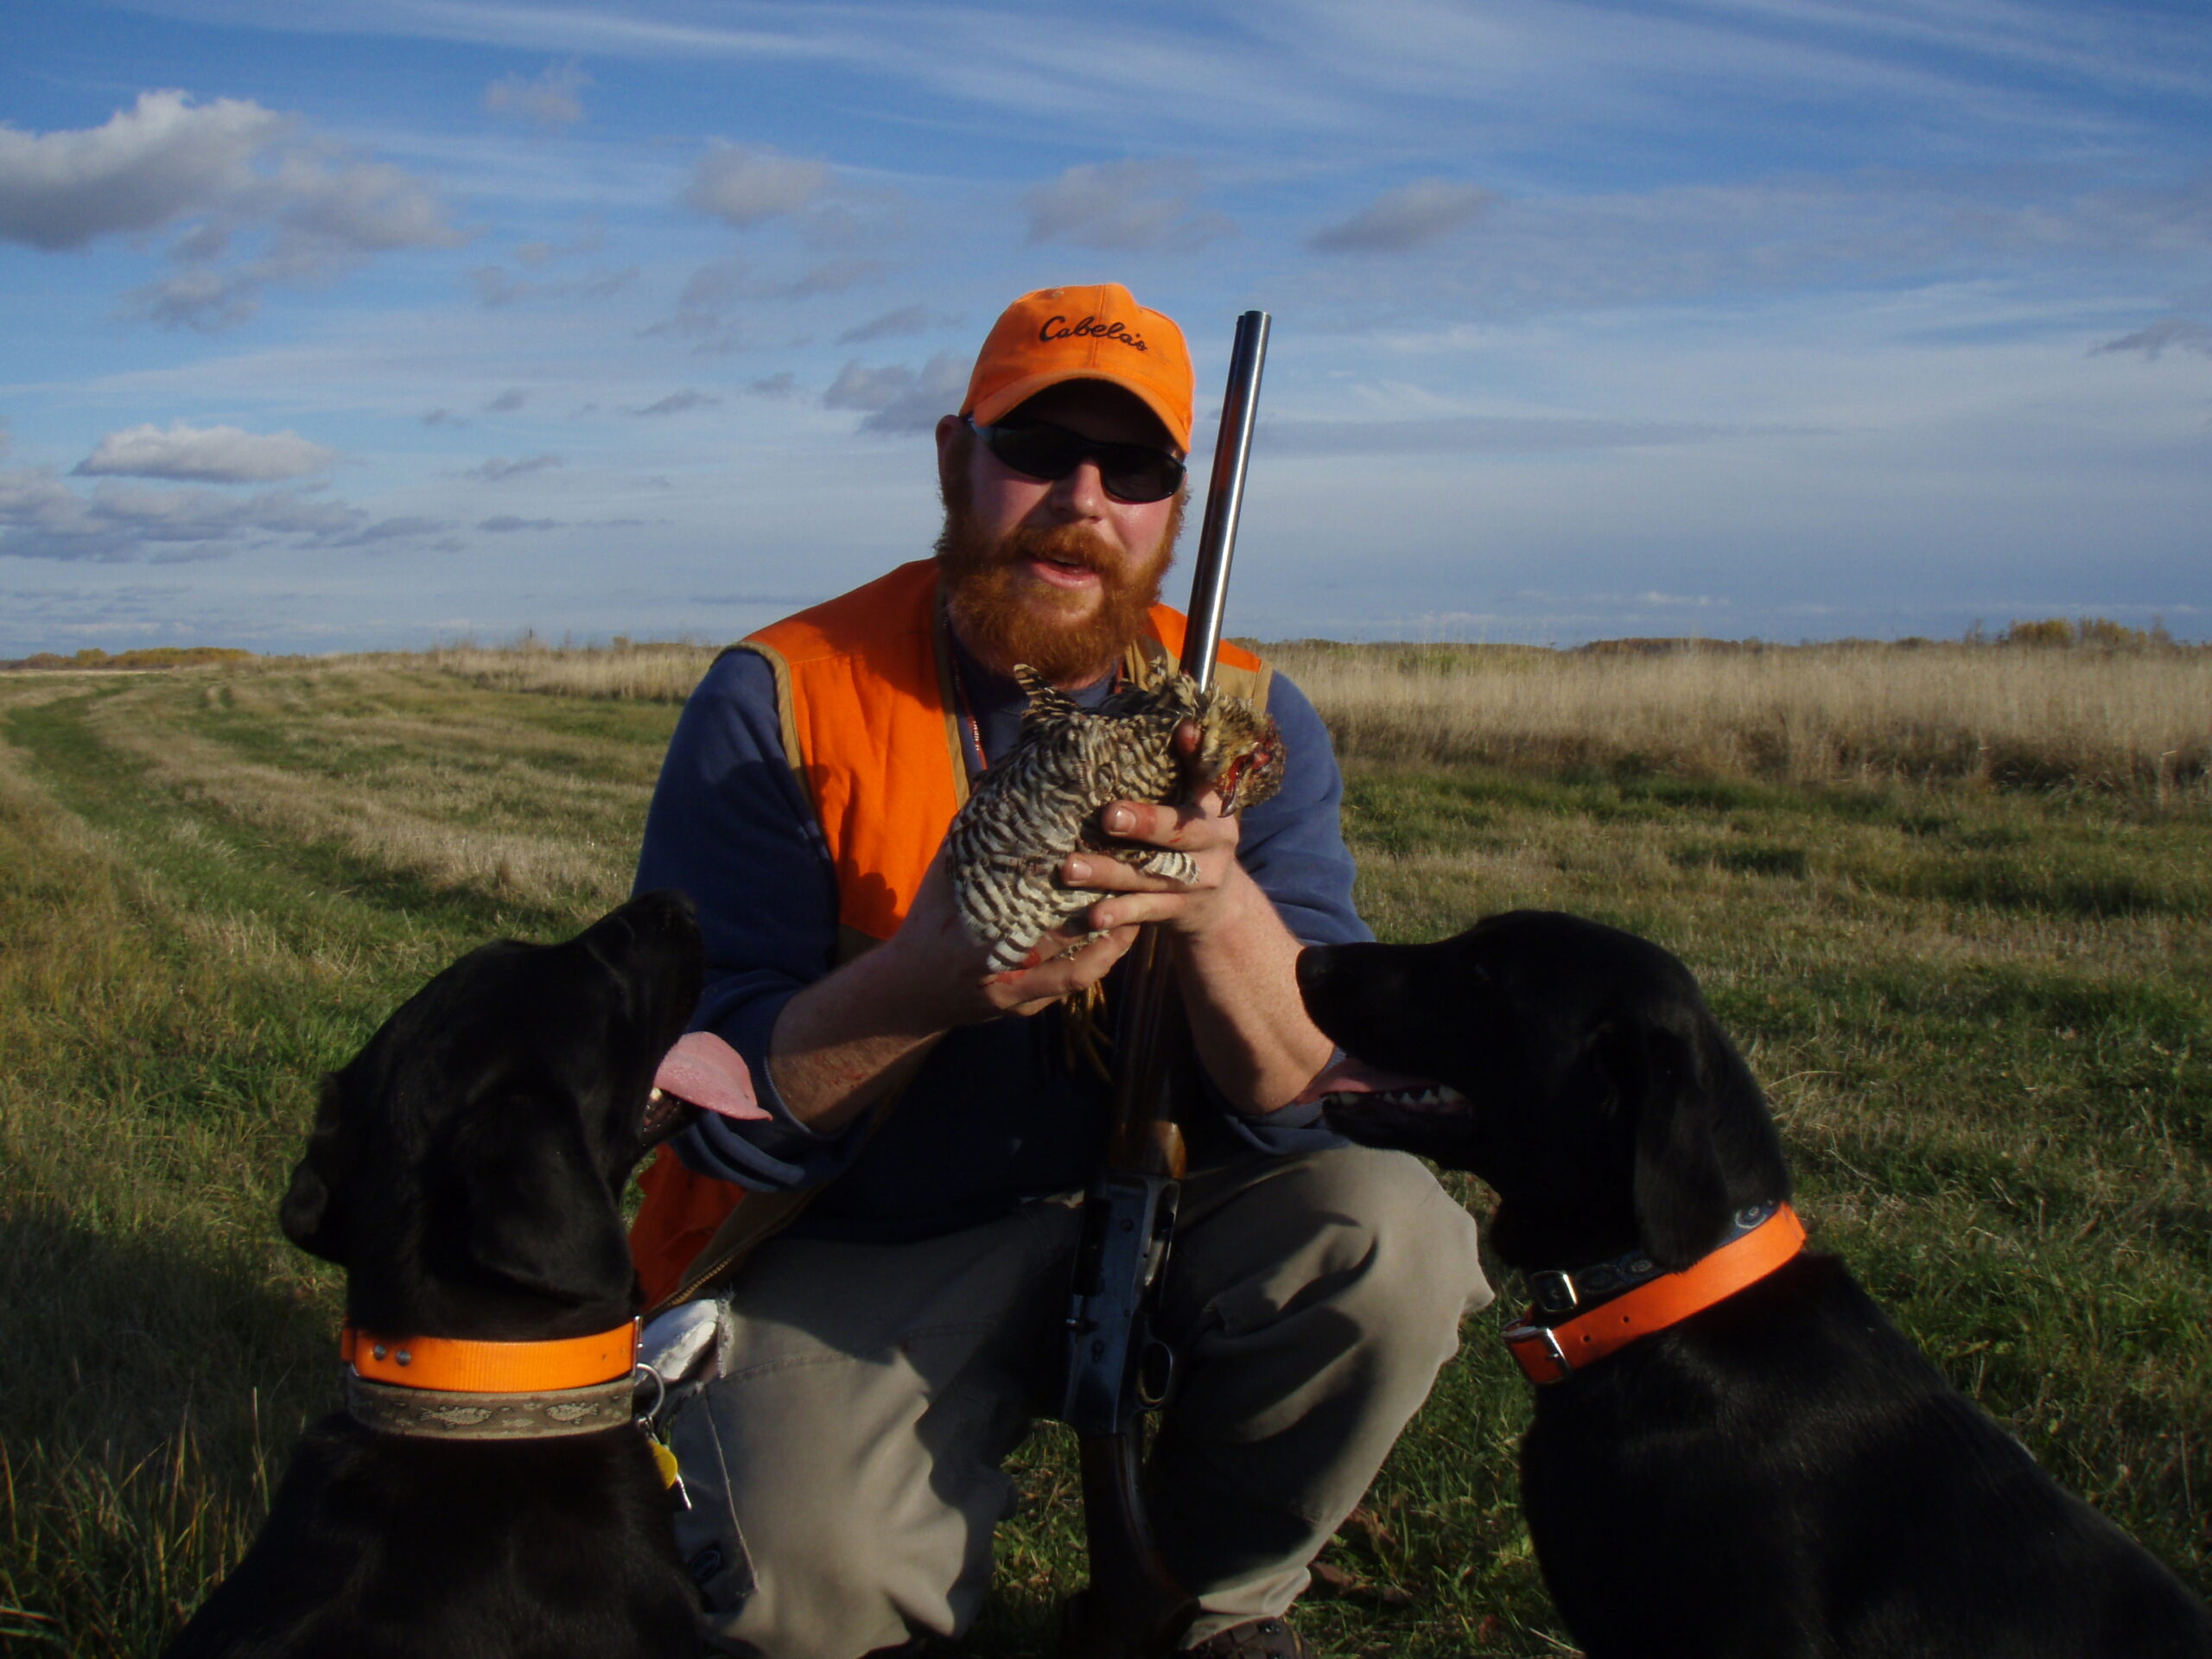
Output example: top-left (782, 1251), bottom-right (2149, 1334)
top-left (1504, 1205), bottom-right (1808, 1386)
top-left (1529, 1270), bottom-right (1580, 1314)
top-left (1504, 1319), bottom-right (1575, 1383)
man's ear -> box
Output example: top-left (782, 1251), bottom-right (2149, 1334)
top-left (1617, 1022), bottom-right (1732, 1270)
top-left (461, 1098), bottom-right (633, 1304)
top-left (280, 1074), bottom-right (353, 1265)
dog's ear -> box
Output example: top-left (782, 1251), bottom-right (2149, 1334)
top-left (280, 1074), bottom-right (353, 1265)
top-left (1617, 1020), bottom-right (1732, 1270)
top-left (461, 1098), bottom-right (633, 1303)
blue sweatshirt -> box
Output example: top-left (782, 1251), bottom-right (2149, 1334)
top-left (632, 625), bottom-right (1367, 1244)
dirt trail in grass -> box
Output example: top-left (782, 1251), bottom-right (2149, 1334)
top-left (0, 668), bottom-right (682, 1656)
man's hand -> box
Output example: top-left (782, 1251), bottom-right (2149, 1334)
top-left (1059, 720), bottom-right (1244, 940)
top-left (766, 841), bottom-right (1145, 1133)
top-left (767, 721), bottom-right (1329, 1129)
top-left (891, 847), bottom-right (1142, 1023)
top-left (1057, 719), bottom-right (1335, 1114)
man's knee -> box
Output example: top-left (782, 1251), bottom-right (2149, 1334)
top-left (1179, 1146), bottom-right (1491, 1345)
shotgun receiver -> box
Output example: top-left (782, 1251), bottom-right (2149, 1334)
top-left (1060, 309), bottom-right (1271, 1659)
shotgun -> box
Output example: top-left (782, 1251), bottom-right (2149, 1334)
top-left (1060, 309), bottom-right (1271, 1659)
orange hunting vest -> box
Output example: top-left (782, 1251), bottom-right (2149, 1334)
top-left (627, 558), bottom-right (1269, 1307)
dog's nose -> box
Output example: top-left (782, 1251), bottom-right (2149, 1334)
top-left (1294, 945), bottom-right (1336, 995)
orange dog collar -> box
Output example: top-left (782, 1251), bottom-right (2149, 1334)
top-left (340, 1320), bottom-right (639, 1394)
top-left (1503, 1205), bottom-right (1807, 1385)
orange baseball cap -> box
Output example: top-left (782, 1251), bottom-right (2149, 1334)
top-left (961, 283), bottom-right (1193, 452)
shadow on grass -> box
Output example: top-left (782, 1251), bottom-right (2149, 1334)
top-left (0, 1198), bottom-right (339, 1657)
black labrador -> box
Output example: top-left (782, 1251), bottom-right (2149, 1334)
top-left (168, 891), bottom-right (708, 1659)
top-left (1297, 909), bottom-right (2212, 1659)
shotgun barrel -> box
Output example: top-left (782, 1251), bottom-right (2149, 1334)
top-left (1061, 309), bottom-right (1272, 1659)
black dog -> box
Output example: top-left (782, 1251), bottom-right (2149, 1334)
top-left (168, 892), bottom-right (708, 1659)
top-left (1297, 910), bottom-right (2212, 1659)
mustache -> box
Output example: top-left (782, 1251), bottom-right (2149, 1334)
top-left (995, 521), bottom-right (1116, 573)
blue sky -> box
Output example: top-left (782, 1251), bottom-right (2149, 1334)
top-left (2, 0), bottom-right (2207, 655)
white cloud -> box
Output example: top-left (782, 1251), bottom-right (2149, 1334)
top-left (0, 90), bottom-right (459, 331)
top-left (1022, 160), bottom-right (1230, 252)
top-left (0, 460), bottom-right (377, 562)
top-left (683, 141), bottom-right (830, 227)
top-left (73, 420), bottom-right (337, 483)
top-left (823, 351), bottom-right (967, 435)
top-left (0, 90), bottom-right (282, 251)
top-left (1309, 179), bottom-right (1491, 252)
top-left (484, 61), bottom-right (591, 126)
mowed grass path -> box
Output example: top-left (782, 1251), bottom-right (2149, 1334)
top-left (2, 660), bottom-right (2206, 1656)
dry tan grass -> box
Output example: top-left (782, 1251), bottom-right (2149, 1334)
top-left (56, 671), bottom-right (655, 914)
top-left (428, 641), bottom-right (722, 702)
top-left (421, 639), bottom-right (2212, 796)
top-left (1274, 642), bottom-right (2212, 794)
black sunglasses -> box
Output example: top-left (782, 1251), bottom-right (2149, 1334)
top-left (965, 416), bottom-right (1185, 504)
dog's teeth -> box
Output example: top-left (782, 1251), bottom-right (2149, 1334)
top-left (649, 1087), bottom-right (664, 1104)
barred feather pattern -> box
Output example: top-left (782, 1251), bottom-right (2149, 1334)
top-left (950, 664), bottom-right (1285, 974)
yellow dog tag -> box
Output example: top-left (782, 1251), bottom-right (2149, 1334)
top-left (650, 1438), bottom-right (682, 1489)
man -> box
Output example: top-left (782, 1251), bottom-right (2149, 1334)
top-left (632, 283), bottom-right (1490, 1659)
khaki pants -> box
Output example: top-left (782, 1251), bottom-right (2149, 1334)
top-left (665, 1147), bottom-right (1491, 1657)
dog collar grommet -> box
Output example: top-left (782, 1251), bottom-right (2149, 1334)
top-left (1503, 1205), bottom-right (1808, 1384)
top-left (340, 1319), bottom-right (640, 1393)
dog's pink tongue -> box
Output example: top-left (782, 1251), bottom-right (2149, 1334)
top-left (654, 1031), bottom-right (769, 1121)
top-left (1290, 1052), bottom-right (1439, 1106)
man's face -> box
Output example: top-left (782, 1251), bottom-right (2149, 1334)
top-left (934, 381), bottom-right (1185, 690)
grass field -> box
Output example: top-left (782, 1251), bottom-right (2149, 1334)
top-left (2, 649), bottom-right (2207, 1656)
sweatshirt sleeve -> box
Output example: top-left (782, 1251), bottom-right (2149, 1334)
top-left (631, 649), bottom-right (873, 1192)
top-left (1211, 667), bottom-right (1370, 1155)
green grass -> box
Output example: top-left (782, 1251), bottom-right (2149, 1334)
top-left (2, 661), bottom-right (2207, 1656)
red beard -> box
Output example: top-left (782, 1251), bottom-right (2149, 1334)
top-left (935, 480), bottom-right (1184, 688)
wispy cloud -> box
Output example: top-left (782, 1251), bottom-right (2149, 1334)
top-left (471, 263), bottom-right (636, 308)
top-left (1022, 159), bottom-right (1230, 252)
top-left (674, 256), bottom-right (885, 315)
top-left (462, 453), bottom-right (563, 481)
top-left (682, 140), bottom-right (830, 227)
top-left (2091, 316), bottom-right (2212, 361)
top-left (837, 303), bottom-right (932, 344)
top-left (1256, 413), bottom-right (1777, 456)
top-left (484, 61), bottom-right (591, 127)
top-left (1309, 179), bottom-right (1491, 252)
top-left (335, 515), bottom-right (446, 547)
top-left (631, 389), bottom-right (720, 416)
top-left (823, 351), bottom-right (966, 435)
top-left (515, 217), bottom-right (606, 267)
top-left (73, 420), bottom-right (337, 482)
